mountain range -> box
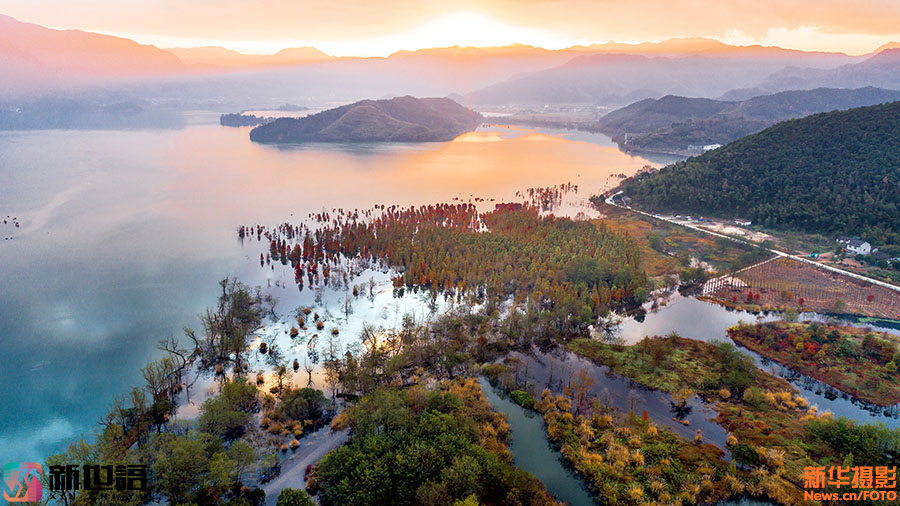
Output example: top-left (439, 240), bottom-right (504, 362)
top-left (597, 87), bottom-right (900, 153)
top-left (463, 46), bottom-right (900, 106)
top-left (3, 13), bottom-right (900, 112)
top-left (723, 48), bottom-right (900, 100)
top-left (167, 46), bottom-right (331, 67)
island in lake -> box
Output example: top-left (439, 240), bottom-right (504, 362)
top-left (249, 95), bottom-right (482, 143)
top-left (219, 113), bottom-right (274, 127)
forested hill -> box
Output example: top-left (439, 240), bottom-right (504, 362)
top-left (597, 87), bottom-right (900, 153)
top-left (249, 96), bottom-right (481, 143)
top-left (618, 100), bottom-right (900, 242)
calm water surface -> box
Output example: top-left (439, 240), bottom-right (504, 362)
top-left (2, 111), bottom-right (894, 471)
top-left (0, 112), bottom-right (653, 461)
top-left (479, 378), bottom-right (776, 506)
top-left (479, 377), bottom-right (597, 506)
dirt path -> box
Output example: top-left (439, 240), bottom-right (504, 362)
top-left (263, 426), bottom-right (351, 505)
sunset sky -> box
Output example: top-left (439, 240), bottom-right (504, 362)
top-left (1, 0), bottom-right (899, 56)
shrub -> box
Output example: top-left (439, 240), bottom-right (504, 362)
top-left (276, 488), bottom-right (314, 506)
top-left (509, 390), bottom-right (536, 408)
top-left (742, 386), bottom-right (766, 408)
top-left (282, 388), bottom-right (328, 423)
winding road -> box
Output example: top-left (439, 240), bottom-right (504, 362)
top-left (605, 191), bottom-right (900, 294)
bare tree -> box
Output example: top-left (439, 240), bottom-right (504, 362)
top-left (323, 329), bottom-right (342, 401)
top-left (158, 335), bottom-right (197, 402)
top-left (183, 278), bottom-right (274, 378)
top-left (304, 359), bottom-right (315, 387)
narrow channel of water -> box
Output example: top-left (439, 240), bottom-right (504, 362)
top-left (479, 377), bottom-right (778, 506)
top-left (478, 377), bottom-right (598, 506)
top-left (619, 297), bottom-right (900, 427)
top-left (501, 349), bottom-right (731, 455)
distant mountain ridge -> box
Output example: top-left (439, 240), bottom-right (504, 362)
top-left (724, 48), bottom-right (900, 100)
top-left (0, 14), bottom-right (182, 76)
top-left (618, 100), bottom-right (900, 242)
top-left (464, 44), bottom-right (870, 106)
top-left (167, 46), bottom-right (332, 67)
top-left (249, 96), bottom-right (481, 143)
top-left (598, 87), bottom-right (900, 153)
top-left (4, 13), bottom-right (899, 110)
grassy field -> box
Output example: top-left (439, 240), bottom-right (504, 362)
top-left (595, 202), bottom-right (770, 278)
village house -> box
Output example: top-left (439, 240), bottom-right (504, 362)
top-left (687, 144), bottom-right (723, 152)
top-left (836, 236), bottom-right (872, 256)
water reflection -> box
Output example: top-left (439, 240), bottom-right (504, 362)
top-left (501, 348), bottom-right (731, 455)
top-left (0, 114), bottom-right (654, 462)
top-left (479, 378), bottom-right (597, 506)
top-left (618, 296), bottom-right (900, 427)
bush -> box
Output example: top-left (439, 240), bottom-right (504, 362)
top-left (425, 391), bottom-right (464, 413)
top-left (282, 388), bottom-right (328, 423)
top-left (246, 488), bottom-right (266, 506)
top-left (732, 444), bottom-right (759, 468)
top-left (220, 378), bottom-right (261, 413)
top-left (742, 386), bottom-right (766, 409)
top-left (509, 390), bottom-right (536, 408)
top-left (679, 266), bottom-right (708, 286)
top-left (197, 380), bottom-right (259, 440)
top-left (276, 487), bottom-right (314, 506)
top-left (806, 417), bottom-right (900, 466)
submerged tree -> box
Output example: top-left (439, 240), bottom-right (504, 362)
top-left (185, 277), bottom-right (274, 378)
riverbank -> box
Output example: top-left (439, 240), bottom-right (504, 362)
top-left (482, 346), bottom-right (808, 506)
top-left (558, 336), bottom-right (871, 505)
top-left (728, 321), bottom-right (900, 406)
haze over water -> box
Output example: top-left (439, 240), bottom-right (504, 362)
top-left (0, 112), bottom-right (653, 462)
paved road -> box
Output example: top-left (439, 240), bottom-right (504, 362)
top-left (605, 192), bottom-right (900, 294)
top-left (263, 426), bottom-right (351, 505)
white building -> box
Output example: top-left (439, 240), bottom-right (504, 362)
top-left (836, 236), bottom-right (872, 256)
top-left (687, 144), bottom-right (723, 152)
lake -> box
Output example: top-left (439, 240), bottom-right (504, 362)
top-left (0, 112), bottom-right (654, 462)
top-left (2, 111), bottom-right (895, 472)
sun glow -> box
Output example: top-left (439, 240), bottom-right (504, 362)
top-left (325, 11), bottom-right (582, 55)
top-left (110, 11), bottom-right (584, 57)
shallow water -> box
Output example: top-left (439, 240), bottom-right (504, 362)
top-left (479, 377), bottom-right (597, 506)
top-left (501, 348), bottom-right (731, 454)
top-left (0, 112), bottom-right (654, 462)
top-left (479, 377), bottom-right (777, 506)
top-left (620, 296), bottom-right (900, 427)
